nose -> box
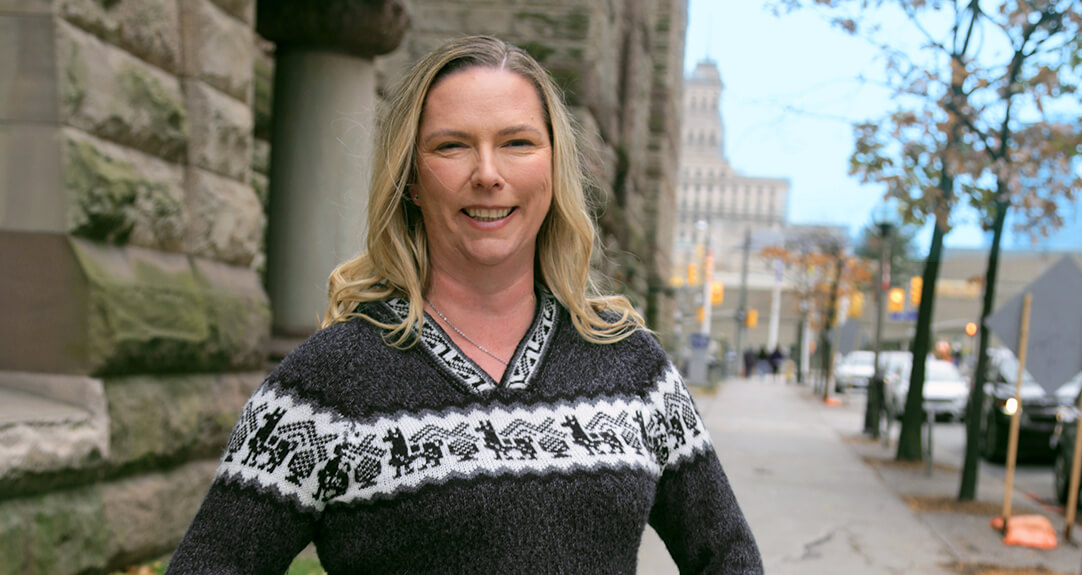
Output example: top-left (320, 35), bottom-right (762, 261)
top-left (471, 147), bottom-right (503, 190)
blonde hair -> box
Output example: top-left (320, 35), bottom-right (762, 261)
top-left (322, 35), bottom-right (643, 345)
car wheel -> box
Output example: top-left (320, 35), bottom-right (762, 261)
top-left (1055, 448), bottom-right (1071, 505)
top-left (982, 413), bottom-right (1006, 463)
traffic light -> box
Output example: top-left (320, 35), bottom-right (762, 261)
top-left (910, 276), bottom-right (922, 306)
top-left (711, 281), bottom-right (724, 306)
top-left (849, 292), bottom-right (864, 318)
top-left (745, 308), bottom-right (758, 328)
top-left (965, 321), bottom-right (978, 337)
top-left (687, 263), bottom-right (699, 286)
top-left (696, 306), bottom-right (705, 324)
top-left (888, 288), bottom-right (905, 313)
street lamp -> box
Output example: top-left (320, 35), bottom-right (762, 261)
top-left (863, 215), bottom-right (893, 438)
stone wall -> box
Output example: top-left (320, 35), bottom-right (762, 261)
top-left (378, 0), bottom-right (687, 347)
top-left (0, 0), bottom-right (270, 572)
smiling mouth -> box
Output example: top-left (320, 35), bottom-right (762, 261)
top-left (464, 208), bottom-right (513, 221)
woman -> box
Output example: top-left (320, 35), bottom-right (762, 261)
top-left (167, 35), bottom-right (762, 574)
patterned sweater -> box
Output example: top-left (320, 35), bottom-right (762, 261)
top-left (167, 291), bottom-right (763, 574)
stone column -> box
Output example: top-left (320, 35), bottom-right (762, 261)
top-left (257, 0), bottom-right (409, 336)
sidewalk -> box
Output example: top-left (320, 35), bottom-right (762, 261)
top-left (637, 377), bottom-right (1082, 574)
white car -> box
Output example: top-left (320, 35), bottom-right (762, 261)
top-left (835, 351), bottom-right (876, 392)
top-left (887, 358), bottom-right (968, 421)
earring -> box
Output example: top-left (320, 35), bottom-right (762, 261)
top-left (412, 193), bottom-right (419, 201)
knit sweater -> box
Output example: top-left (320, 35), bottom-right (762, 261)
top-left (167, 291), bottom-right (763, 574)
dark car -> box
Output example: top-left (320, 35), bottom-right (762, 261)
top-left (1050, 371), bottom-right (1082, 504)
top-left (979, 348), bottom-right (1066, 462)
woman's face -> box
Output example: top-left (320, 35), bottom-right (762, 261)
top-left (414, 67), bottom-right (553, 274)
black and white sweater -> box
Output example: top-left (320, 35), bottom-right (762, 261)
top-left (167, 291), bottom-right (763, 574)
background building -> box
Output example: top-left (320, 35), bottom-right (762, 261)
top-left (672, 60), bottom-right (793, 363)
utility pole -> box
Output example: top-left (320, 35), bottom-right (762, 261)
top-left (864, 222), bottom-right (892, 437)
top-left (734, 230), bottom-right (751, 371)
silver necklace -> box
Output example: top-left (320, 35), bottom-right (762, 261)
top-left (424, 297), bottom-right (510, 366)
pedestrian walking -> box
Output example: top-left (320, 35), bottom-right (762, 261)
top-left (757, 346), bottom-right (769, 378)
top-left (769, 346), bottom-right (785, 382)
top-left (166, 35), bottom-right (763, 574)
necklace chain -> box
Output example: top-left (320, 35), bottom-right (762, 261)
top-left (424, 297), bottom-right (510, 366)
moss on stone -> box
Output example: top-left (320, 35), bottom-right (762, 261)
top-left (64, 138), bottom-right (183, 246)
top-left (117, 63), bottom-right (188, 161)
top-left (549, 66), bottom-right (581, 105)
top-left (62, 40), bottom-right (89, 117)
top-left (0, 487), bottom-right (109, 575)
top-left (518, 41), bottom-right (557, 63)
top-left (104, 375), bottom-right (237, 471)
top-left (253, 56), bottom-right (274, 141)
top-left (515, 10), bottom-right (590, 40)
top-left (65, 139), bottom-right (142, 242)
top-left (68, 239), bottom-right (270, 375)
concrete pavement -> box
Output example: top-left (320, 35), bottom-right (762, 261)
top-left (637, 377), bottom-right (1082, 574)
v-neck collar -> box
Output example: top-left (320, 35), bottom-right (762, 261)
top-left (382, 288), bottom-right (559, 396)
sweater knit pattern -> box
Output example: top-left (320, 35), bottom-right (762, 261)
top-left (217, 361), bottom-right (707, 511)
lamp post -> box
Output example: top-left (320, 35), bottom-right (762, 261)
top-left (864, 220), bottom-right (893, 437)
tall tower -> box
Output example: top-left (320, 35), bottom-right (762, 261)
top-left (685, 60), bottom-right (725, 163)
top-left (673, 59), bottom-right (791, 355)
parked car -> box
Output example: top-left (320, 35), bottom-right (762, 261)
top-left (980, 347), bottom-right (1069, 462)
top-left (1050, 373), bottom-right (1082, 504)
top-left (886, 358), bottom-right (968, 421)
top-left (835, 351), bottom-right (876, 392)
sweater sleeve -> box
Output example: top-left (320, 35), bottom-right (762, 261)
top-left (166, 383), bottom-right (327, 574)
top-left (646, 364), bottom-right (763, 574)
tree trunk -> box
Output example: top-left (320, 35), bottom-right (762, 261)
top-left (896, 216), bottom-right (947, 461)
top-left (958, 194), bottom-right (1009, 499)
top-left (821, 256), bottom-right (844, 401)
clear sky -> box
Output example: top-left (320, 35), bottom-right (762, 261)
top-left (682, 0), bottom-right (1081, 253)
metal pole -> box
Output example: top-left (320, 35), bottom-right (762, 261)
top-left (865, 222), bottom-right (892, 437)
top-left (767, 259), bottom-right (782, 350)
top-left (734, 230), bottom-right (751, 369)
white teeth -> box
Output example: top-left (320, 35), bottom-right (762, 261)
top-left (465, 208), bottom-right (511, 221)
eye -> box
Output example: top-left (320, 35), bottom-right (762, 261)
top-left (506, 139), bottom-right (535, 148)
top-left (435, 141), bottom-right (465, 151)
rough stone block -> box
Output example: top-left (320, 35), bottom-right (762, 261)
top-left (250, 137), bottom-right (270, 177)
top-left (101, 460), bottom-right (218, 568)
top-left (57, 22), bottom-right (188, 163)
top-left (58, 0), bottom-right (181, 73)
top-left (183, 167), bottom-right (265, 266)
top-left (0, 0), bottom-right (50, 13)
top-left (193, 259), bottom-right (271, 369)
top-left (105, 372), bottom-right (261, 470)
top-left (185, 80), bottom-right (253, 182)
top-left (0, 373), bottom-right (109, 489)
top-left (180, 0), bottom-right (253, 103)
top-left (0, 233), bottom-right (270, 377)
top-left (0, 14), bottom-right (58, 123)
top-left (0, 460), bottom-right (217, 575)
top-left (252, 45), bottom-right (274, 141)
top-left (72, 238), bottom-right (211, 374)
top-left (62, 130), bottom-right (186, 250)
top-left (208, 0), bottom-right (254, 25)
top-left (0, 125), bottom-right (66, 232)
top-left (510, 8), bottom-right (591, 40)
top-left (0, 486), bottom-right (109, 575)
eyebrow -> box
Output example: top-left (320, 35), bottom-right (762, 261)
top-left (421, 124), bottom-right (546, 146)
